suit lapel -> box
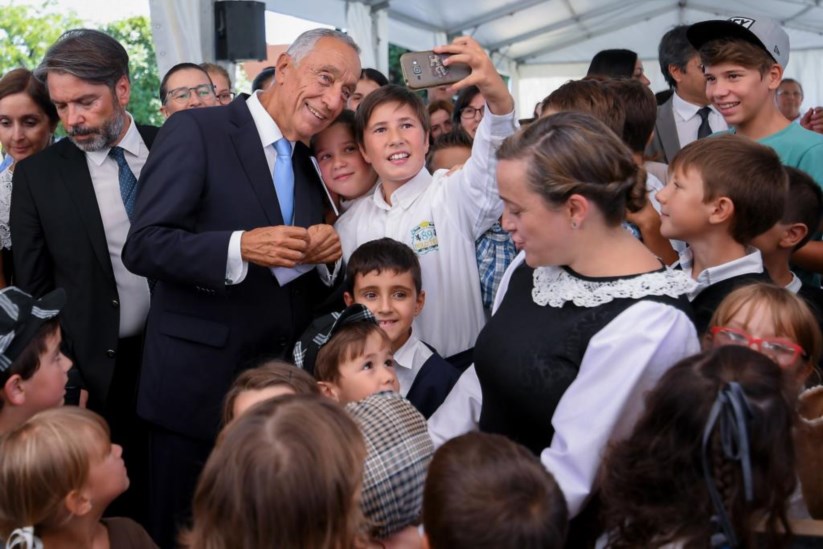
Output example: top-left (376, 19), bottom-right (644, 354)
top-left (659, 97), bottom-right (681, 162)
top-left (292, 142), bottom-right (324, 228)
top-left (137, 124), bottom-right (160, 149)
top-left (228, 101), bottom-right (284, 227)
top-left (58, 142), bottom-right (116, 282)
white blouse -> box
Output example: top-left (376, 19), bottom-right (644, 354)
top-left (428, 251), bottom-right (700, 517)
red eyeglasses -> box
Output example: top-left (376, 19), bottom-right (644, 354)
top-left (709, 326), bottom-right (807, 367)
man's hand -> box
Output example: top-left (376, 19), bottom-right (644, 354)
top-left (433, 36), bottom-right (514, 116)
top-left (800, 107), bottom-right (823, 134)
top-left (303, 224), bottom-right (342, 265)
top-left (240, 226), bottom-right (309, 268)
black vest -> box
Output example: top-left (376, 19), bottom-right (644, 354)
top-left (475, 263), bottom-right (692, 455)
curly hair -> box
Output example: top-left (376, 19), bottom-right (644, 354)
top-left (600, 346), bottom-right (796, 548)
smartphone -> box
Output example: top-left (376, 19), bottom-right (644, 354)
top-left (400, 51), bottom-right (471, 90)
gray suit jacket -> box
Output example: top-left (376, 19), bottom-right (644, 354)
top-left (647, 95), bottom-right (680, 164)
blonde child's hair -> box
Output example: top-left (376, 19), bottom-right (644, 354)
top-left (184, 394), bottom-right (367, 549)
top-left (0, 407), bottom-right (110, 540)
top-left (708, 283), bottom-right (823, 377)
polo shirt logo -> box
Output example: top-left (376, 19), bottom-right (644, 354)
top-left (411, 221), bottom-right (439, 255)
top-left (729, 17), bottom-right (755, 29)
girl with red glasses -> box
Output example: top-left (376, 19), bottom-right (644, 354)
top-left (707, 282), bottom-right (823, 519)
top-left (707, 282), bottom-right (821, 392)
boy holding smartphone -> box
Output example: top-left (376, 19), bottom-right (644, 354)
top-left (334, 36), bottom-right (517, 365)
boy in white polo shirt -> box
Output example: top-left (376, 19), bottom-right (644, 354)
top-left (334, 36), bottom-right (516, 363)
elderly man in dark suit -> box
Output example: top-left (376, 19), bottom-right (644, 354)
top-left (122, 28), bottom-right (361, 546)
top-left (11, 28), bottom-right (157, 523)
top-left (648, 25), bottom-right (728, 163)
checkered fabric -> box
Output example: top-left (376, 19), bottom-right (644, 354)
top-left (346, 391), bottom-right (434, 539)
top-left (292, 304), bottom-right (377, 375)
top-left (475, 221), bottom-right (516, 309)
top-left (0, 287), bottom-right (65, 372)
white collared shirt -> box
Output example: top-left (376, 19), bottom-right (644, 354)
top-left (335, 108), bottom-right (518, 357)
top-left (226, 91), bottom-right (336, 286)
top-left (392, 329), bottom-right (433, 397)
top-left (85, 113), bottom-right (150, 337)
top-left (677, 246), bottom-right (764, 301)
top-left (672, 91), bottom-right (727, 147)
top-left (786, 271), bottom-right (803, 294)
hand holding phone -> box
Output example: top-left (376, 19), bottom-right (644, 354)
top-left (432, 36), bottom-right (514, 116)
top-left (400, 52), bottom-right (471, 90)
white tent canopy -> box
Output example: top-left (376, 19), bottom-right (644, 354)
top-left (150, 0), bottom-right (823, 116)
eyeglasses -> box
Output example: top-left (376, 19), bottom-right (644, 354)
top-left (216, 91), bottom-right (236, 104)
top-left (459, 105), bottom-right (485, 120)
top-left (709, 326), bottom-right (807, 367)
top-left (166, 84), bottom-right (215, 104)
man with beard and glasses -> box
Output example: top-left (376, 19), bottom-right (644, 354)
top-left (9, 28), bottom-right (158, 528)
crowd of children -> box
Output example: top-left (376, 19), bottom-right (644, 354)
top-left (3, 12), bottom-right (823, 549)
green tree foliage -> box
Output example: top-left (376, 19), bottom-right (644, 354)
top-left (0, 2), bottom-right (162, 127)
top-left (104, 16), bottom-right (163, 126)
top-left (0, 1), bottom-right (82, 71)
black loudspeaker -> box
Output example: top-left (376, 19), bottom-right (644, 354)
top-left (215, 1), bottom-right (267, 61)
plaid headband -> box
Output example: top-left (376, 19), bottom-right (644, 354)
top-left (293, 303), bottom-right (377, 375)
top-left (346, 391), bottom-right (434, 539)
top-left (0, 287), bottom-right (66, 373)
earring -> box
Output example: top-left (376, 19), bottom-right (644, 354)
top-left (570, 221), bottom-right (578, 229)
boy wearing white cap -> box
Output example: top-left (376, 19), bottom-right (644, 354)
top-left (687, 16), bottom-right (823, 185)
top-left (688, 16), bottom-right (823, 279)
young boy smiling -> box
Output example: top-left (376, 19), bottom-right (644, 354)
top-left (656, 135), bottom-right (786, 334)
top-left (343, 238), bottom-right (459, 418)
top-left (688, 16), bottom-right (823, 279)
top-left (687, 16), bottom-right (823, 182)
top-left (334, 36), bottom-right (517, 362)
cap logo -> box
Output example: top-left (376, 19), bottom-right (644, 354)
top-left (774, 45), bottom-right (780, 55)
top-left (729, 17), bottom-right (755, 29)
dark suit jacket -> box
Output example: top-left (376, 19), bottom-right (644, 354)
top-left (122, 96), bottom-right (332, 441)
top-left (647, 94), bottom-right (680, 164)
top-left (10, 125), bottom-right (159, 405)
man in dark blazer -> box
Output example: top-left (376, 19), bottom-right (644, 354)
top-left (10, 29), bottom-right (156, 523)
top-left (648, 25), bottom-right (727, 163)
top-left (122, 28), bottom-right (361, 547)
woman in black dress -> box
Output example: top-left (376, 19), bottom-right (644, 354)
top-left (429, 112), bottom-right (699, 519)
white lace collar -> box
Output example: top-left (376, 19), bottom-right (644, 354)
top-left (532, 265), bottom-right (696, 308)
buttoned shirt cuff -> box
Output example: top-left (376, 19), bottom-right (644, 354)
top-left (226, 231), bottom-right (249, 285)
top-left (316, 259), bottom-right (341, 287)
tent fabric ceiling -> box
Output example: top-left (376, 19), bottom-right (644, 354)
top-left (289, 0), bottom-right (823, 65)
top-left (381, 0), bottom-right (823, 64)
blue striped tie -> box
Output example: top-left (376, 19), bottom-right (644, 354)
top-left (109, 146), bottom-right (138, 221)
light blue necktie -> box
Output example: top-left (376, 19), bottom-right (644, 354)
top-left (273, 138), bottom-right (294, 225)
top-left (108, 146), bottom-right (138, 221)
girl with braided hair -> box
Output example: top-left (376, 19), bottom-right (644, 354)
top-left (599, 346), bottom-right (797, 548)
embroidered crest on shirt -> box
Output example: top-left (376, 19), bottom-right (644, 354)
top-left (410, 221), bottom-right (439, 255)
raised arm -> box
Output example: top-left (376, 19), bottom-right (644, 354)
top-left (434, 36), bottom-right (518, 238)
